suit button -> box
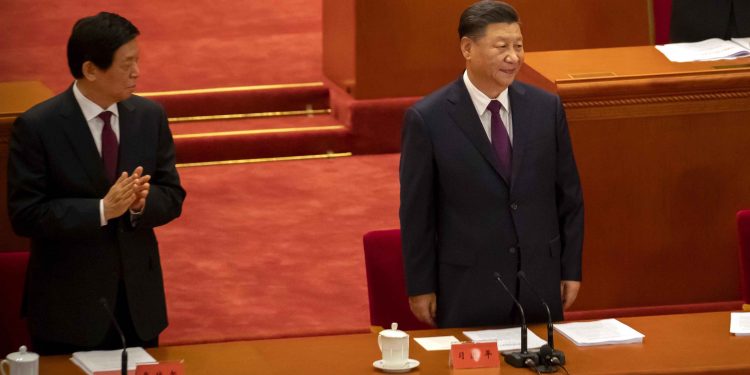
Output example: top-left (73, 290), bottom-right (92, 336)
top-left (510, 202), bottom-right (518, 210)
top-left (509, 247), bottom-right (517, 254)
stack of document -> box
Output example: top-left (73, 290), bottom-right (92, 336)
top-left (730, 312), bottom-right (750, 336)
top-left (655, 38), bottom-right (750, 62)
top-left (71, 347), bottom-right (157, 375)
top-left (463, 327), bottom-right (547, 353)
top-left (553, 319), bottom-right (644, 346)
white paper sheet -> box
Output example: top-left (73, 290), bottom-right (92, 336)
top-left (463, 327), bottom-right (546, 353)
top-left (655, 38), bottom-right (750, 62)
top-left (730, 312), bottom-right (750, 336)
top-left (70, 347), bottom-right (157, 375)
top-left (553, 319), bottom-right (644, 346)
top-left (413, 336), bottom-right (461, 351)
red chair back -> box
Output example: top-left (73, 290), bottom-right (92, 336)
top-left (0, 251), bottom-right (30, 356)
top-left (363, 229), bottom-right (431, 330)
top-left (652, 0), bottom-right (673, 44)
top-left (738, 211), bottom-right (750, 304)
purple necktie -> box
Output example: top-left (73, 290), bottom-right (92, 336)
top-left (487, 100), bottom-right (512, 180)
top-left (98, 111), bottom-right (118, 184)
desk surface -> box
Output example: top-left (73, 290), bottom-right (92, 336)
top-left (518, 45), bottom-right (750, 100)
top-left (523, 45), bottom-right (750, 82)
top-left (40, 311), bottom-right (750, 374)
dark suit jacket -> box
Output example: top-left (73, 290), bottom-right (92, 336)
top-left (7, 86), bottom-right (185, 346)
top-left (670, 0), bottom-right (750, 42)
top-left (399, 78), bottom-right (583, 328)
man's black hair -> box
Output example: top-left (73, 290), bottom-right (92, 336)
top-left (67, 12), bottom-right (140, 78)
top-left (458, 0), bottom-right (519, 39)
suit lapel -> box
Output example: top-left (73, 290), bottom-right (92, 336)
top-left (446, 78), bottom-right (508, 185)
top-left (59, 88), bottom-right (110, 192)
top-left (117, 99), bottom-right (139, 175)
top-left (508, 82), bottom-right (529, 192)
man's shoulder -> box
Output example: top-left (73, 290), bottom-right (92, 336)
top-left (511, 81), bottom-right (559, 103)
top-left (411, 78), bottom-right (463, 112)
top-left (20, 89), bottom-right (70, 120)
top-left (122, 94), bottom-right (164, 113)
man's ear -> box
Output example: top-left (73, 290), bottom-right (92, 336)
top-left (460, 36), bottom-right (473, 60)
top-left (82, 61), bottom-right (97, 82)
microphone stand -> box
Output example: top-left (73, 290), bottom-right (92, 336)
top-left (517, 271), bottom-right (566, 373)
top-left (493, 272), bottom-right (539, 369)
top-left (100, 298), bottom-right (128, 375)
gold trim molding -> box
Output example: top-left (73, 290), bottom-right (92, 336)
top-left (176, 152), bottom-right (352, 168)
top-left (169, 109), bottom-right (331, 123)
top-left (173, 125), bottom-right (346, 139)
top-left (139, 82), bottom-right (325, 97)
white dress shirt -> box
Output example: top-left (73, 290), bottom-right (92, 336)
top-left (462, 70), bottom-right (513, 144)
top-left (72, 81), bottom-right (120, 226)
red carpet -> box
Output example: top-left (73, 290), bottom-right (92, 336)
top-left (0, 0), bottom-right (322, 92)
top-left (156, 154), bottom-right (400, 345)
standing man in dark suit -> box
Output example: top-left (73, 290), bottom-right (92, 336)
top-left (670, 0), bottom-right (750, 43)
top-left (400, 0), bottom-right (583, 328)
top-left (7, 12), bottom-right (185, 354)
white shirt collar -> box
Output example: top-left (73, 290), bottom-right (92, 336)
top-left (462, 70), bottom-right (510, 116)
top-left (72, 81), bottom-right (119, 121)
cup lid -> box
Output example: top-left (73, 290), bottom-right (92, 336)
top-left (380, 322), bottom-right (408, 338)
top-left (6, 346), bottom-right (39, 362)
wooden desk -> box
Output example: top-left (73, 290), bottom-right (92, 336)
top-left (517, 46), bottom-right (750, 312)
top-left (40, 312), bottom-right (750, 374)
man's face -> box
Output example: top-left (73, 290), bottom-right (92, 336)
top-left (90, 38), bottom-right (140, 104)
top-left (462, 22), bottom-right (524, 95)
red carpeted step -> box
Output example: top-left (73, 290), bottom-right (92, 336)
top-left (141, 82), bottom-right (330, 118)
top-left (171, 114), bottom-right (351, 164)
top-left (170, 114), bottom-right (340, 135)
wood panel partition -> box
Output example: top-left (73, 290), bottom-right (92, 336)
top-left (518, 47), bottom-right (750, 310)
top-left (0, 81), bottom-right (52, 252)
top-left (323, 0), bottom-right (654, 99)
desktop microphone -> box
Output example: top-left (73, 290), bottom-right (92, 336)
top-left (492, 272), bottom-right (539, 369)
top-left (517, 270), bottom-right (566, 372)
top-left (100, 298), bottom-right (128, 375)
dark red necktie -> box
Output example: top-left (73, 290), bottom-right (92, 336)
top-left (487, 100), bottom-right (512, 180)
top-left (98, 111), bottom-right (118, 184)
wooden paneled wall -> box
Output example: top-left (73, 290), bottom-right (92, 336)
top-left (323, 0), bottom-right (654, 99)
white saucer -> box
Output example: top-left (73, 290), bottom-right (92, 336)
top-left (373, 359), bottom-right (420, 373)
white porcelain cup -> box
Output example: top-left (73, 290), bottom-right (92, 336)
top-left (1, 346), bottom-right (38, 375)
top-left (377, 322), bottom-right (409, 369)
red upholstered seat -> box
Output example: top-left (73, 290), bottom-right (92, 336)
top-left (0, 251), bottom-right (31, 356)
top-left (738, 210), bottom-right (750, 304)
top-left (363, 229), bottom-right (432, 331)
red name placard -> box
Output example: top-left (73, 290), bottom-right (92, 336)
top-left (135, 361), bottom-right (184, 375)
top-left (450, 341), bottom-right (500, 369)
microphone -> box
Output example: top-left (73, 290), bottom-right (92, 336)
top-left (492, 272), bottom-right (538, 369)
top-left (100, 298), bottom-right (128, 375)
top-left (517, 270), bottom-right (566, 370)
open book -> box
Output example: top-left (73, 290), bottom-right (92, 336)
top-left (656, 38), bottom-right (750, 62)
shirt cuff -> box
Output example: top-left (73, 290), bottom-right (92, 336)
top-left (129, 206), bottom-right (144, 226)
top-left (99, 199), bottom-right (107, 226)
